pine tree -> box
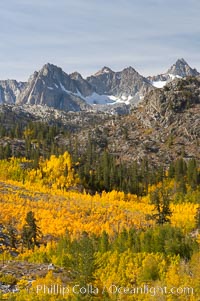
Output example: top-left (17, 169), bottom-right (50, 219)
top-left (115, 228), bottom-right (128, 253)
top-left (102, 150), bottom-right (110, 190)
top-left (71, 232), bottom-right (95, 285)
top-left (4, 143), bottom-right (12, 158)
top-left (141, 158), bottom-right (149, 194)
top-left (187, 159), bottom-right (198, 189)
top-left (150, 188), bottom-right (172, 225)
top-left (174, 158), bottom-right (187, 183)
top-left (194, 207), bottom-right (200, 230)
top-left (168, 161), bottom-right (175, 178)
top-left (21, 211), bottom-right (41, 250)
top-left (7, 223), bottom-right (18, 249)
top-left (99, 231), bottom-right (109, 253)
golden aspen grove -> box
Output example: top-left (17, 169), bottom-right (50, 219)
top-left (0, 151), bottom-right (199, 301)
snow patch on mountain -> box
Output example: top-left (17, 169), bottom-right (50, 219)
top-left (152, 81), bottom-right (167, 88)
top-left (59, 82), bottom-right (69, 93)
top-left (151, 74), bottom-right (183, 88)
top-left (76, 91), bottom-right (133, 105)
top-left (61, 87), bottom-right (133, 106)
top-left (168, 74), bottom-right (182, 80)
top-left (85, 93), bottom-right (116, 105)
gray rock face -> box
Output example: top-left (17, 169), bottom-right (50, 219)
top-left (16, 64), bottom-right (91, 112)
top-left (149, 58), bottom-right (199, 84)
top-left (139, 77), bottom-right (200, 127)
top-left (0, 80), bottom-right (26, 104)
top-left (167, 58), bottom-right (199, 77)
top-left (69, 72), bottom-right (94, 97)
top-left (87, 66), bottom-right (153, 100)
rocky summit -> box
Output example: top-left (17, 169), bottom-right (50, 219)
top-left (86, 66), bottom-right (153, 104)
top-left (148, 58), bottom-right (199, 88)
top-left (16, 63), bottom-right (91, 112)
top-left (167, 58), bottom-right (199, 78)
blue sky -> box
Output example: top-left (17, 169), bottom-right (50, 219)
top-left (0, 0), bottom-right (200, 81)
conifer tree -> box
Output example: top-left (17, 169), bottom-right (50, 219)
top-left (7, 223), bottom-right (18, 249)
top-left (187, 159), bottom-right (198, 189)
top-left (71, 232), bottom-right (95, 285)
top-left (21, 211), bottom-right (41, 250)
top-left (174, 158), bottom-right (187, 183)
top-left (99, 231), bottom-right (109, 253)
top-left (150, 188), bottom-right (172, 225)
top-left (194, 207), bottom-right (200, 230)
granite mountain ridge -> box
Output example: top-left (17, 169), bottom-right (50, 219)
top-left (0, 58), bottom-right (199, 113)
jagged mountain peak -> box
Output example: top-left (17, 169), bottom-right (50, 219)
top-left (167, 58), bottom-right (199, 77)
top-left (86, 64), bottom-right (153, 102)
top-left (15, 63), bottom-right (92, 111)
top-left (148, 58), bottom-right (199, 88)
top-left (175, 58), bottom-right (188, 65)
top-left (39, 63), bottom-right (65, 78)
top-left (41, 62), bottom-right (61, 70)
top-left (121, 66), bottom-right (137, 73)
top-left (70, 72), bottom-right (83, 81)
top-left (94, 66), bottom-right (114, 76)
top-left (1, 59), bottom-right (199, 114)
